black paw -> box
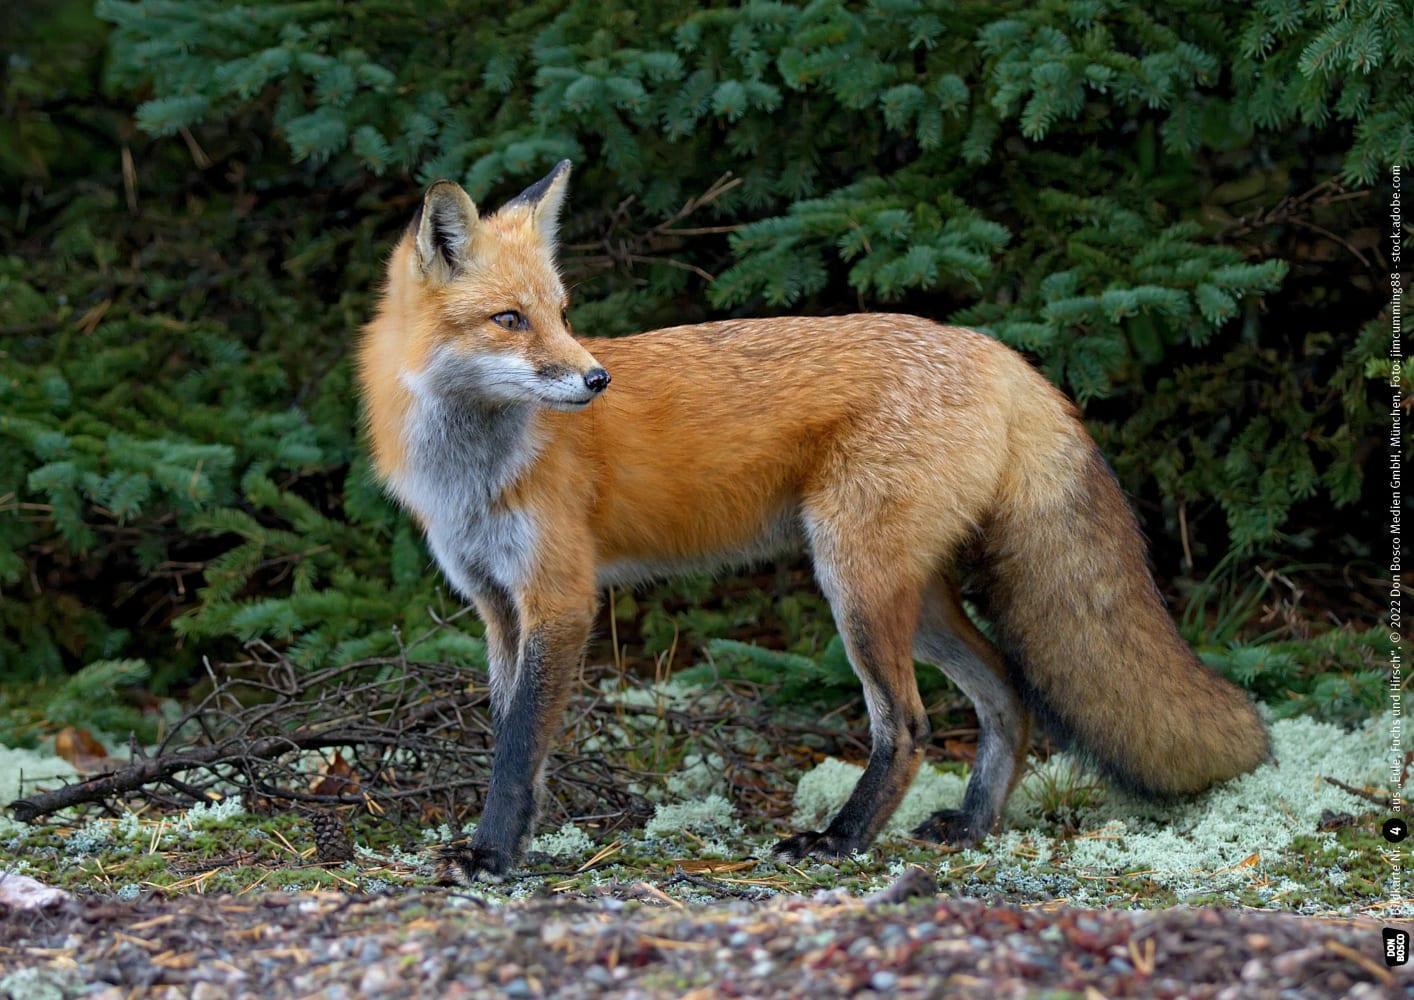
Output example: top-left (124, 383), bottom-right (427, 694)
top-left (912, 808), bottom-right (986, 848)
top-left (434, 844), bottom-right (513, 885)
top-left (772, 829), bottom-right (860, 861)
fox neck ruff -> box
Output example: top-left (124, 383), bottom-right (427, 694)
top-left (390, 369), bottom-right (542, 599)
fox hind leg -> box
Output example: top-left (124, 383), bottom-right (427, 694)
top-left (774, 528), bottom-right (931, 860)
top-left (911, 578), bottom-right (1030, 846)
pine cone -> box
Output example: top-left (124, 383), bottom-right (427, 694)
top-left (309, 809), bottom-right (354, 863)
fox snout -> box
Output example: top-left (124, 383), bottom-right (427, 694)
top-left (528, 359), bottom-right (610, 411)
top-left (584, 367), bottom-right (611, 393)
top-left (536, 363), bottom-right (610, 390)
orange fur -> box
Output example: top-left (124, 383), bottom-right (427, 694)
top-left (363, 309), bottom-right (1015, 573)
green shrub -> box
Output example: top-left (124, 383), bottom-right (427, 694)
top-left (0, 0), bottom-right (1396, 691)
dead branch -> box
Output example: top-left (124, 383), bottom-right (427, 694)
top-left (9, 729), bottom-right (432, 823)
top-left (563, 173), bottom-right (742, 283)
top-left (8, 609), bottom-right (871, 829)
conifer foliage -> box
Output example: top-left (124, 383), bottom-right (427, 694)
top-left (0, 0), bottom-right (1397, 688)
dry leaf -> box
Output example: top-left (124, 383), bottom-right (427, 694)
top-left (309, 751), bottom-right (359, 798)
top-left (54, 727), bottom-right (111, 773)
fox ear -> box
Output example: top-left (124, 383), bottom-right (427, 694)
top-left (509, 159), bottom-right (572, 247)
top-left (415, 180), bottom-right (479, 281)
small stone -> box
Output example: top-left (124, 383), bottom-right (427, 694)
top-left (870, 971), bottom-right (898, 991)
top-left (0, 874), bottom-right (71, 911)
top-left (1272, 946), bottom-right (1323, 976)
top-left (358, 965), bottom-right (391, 994)
top-left (847, 936), bottom-right (877, 957)
top-left (540, 920), bottom-right (569, 945)
top-left (1241, 958), bottom-right (1267, 981)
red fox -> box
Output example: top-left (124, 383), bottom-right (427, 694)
top-left (358, 161), bottom-right (1270, 882)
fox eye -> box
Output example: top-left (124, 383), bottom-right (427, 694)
top-left (491, 311), bottom-right (528, 331)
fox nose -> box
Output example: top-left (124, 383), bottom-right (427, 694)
top-left (583, 368), bottom-right (611, 393)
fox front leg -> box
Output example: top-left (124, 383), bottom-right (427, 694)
top-left (437, 591), bottom-right (593, 884)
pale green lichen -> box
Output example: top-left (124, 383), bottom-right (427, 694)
top-left (596, 677), bottom-right (705, 711)
top-left (0, 966), bottom-right (84, 1000)
top-left (65, 822), bottom-right (112, 856)
top-left (792, 716), bottom-right (1386, 909)
top-left (792, 757), bottom-right (967, 835)
top-left (0, 745), bottom-right (77, 808)
top-left (664, 752), bottom-right (728, 799)
top-left (1013, 716), bottom-right (1383, 897)
top-left (644, 793), bottom-right (742, 839)
top-left (531, 822), bottom-right (595, 859)
top-left (170, 795), bottom-right (246, 833)
top-left (114, 810), bottom-right (145, 843)
top-left (420, 822), bottom-right (465, 844)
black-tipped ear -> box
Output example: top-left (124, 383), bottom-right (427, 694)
top-left (415, 180), bottom-right (479, 281)
top-left (507, 159), bottom-right (572, 246)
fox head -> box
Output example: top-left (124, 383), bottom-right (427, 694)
top-left (388, 160), bottom-right (609, 412)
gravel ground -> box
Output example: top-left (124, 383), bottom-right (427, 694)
top-left (1, 874), bottom-right (1409, 999)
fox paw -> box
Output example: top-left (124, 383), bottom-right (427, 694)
top-left (912, 808), bottom-right (985, 848)
top-left (434, 844), bottom-right (512, 885)
top-left (772, 830), bottom-right (860, 861)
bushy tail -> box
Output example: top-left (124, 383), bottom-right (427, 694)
top-left (982, 417), bottom-right (1269, 798)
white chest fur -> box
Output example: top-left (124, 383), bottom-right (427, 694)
top-left (389, 379), bottom-right (540, 599)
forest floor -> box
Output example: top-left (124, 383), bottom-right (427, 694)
top-left (1, 670), bottom-right (1406, 996)
top-left (1, 876), bottom-right (1408, 999)
top-left (0, 788), bottom-right (1408, 999)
